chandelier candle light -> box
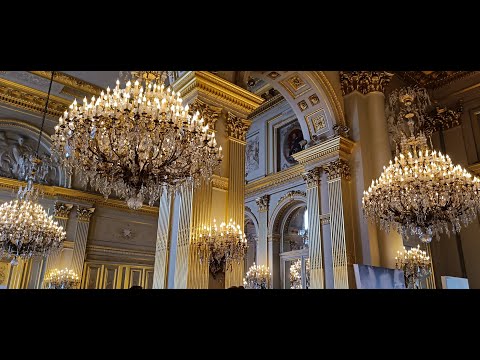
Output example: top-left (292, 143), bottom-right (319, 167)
top-left (243, 263), bottom-right (271, 289)
top-left (44, 268), bottom-right (80, 289)
top-left (196, 219), bottom-right (248, 275)
top-left (0, 71), bottom-right (66, 264)
top-left (362, 87), bottom-right (480, 243)
top-left (51, 71), bottom-right (223, 210)
top-left (395, 245), bottom-right (431, 289)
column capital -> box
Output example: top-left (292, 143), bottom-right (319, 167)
top-left (227, 111), bottom-right (251, 142)
top-left (302, 167), bottom-right (322, 188)
top-left (53, 202), bottom-right (74, 219)
top-left (76, 206), bottom-right (95, 222)
top-left (255, 194), bottom-right (270, 212)
top-left (187, 98), bottom-right (222, 130)
top-left (323, 159), bottom-right (351, 181)
top-left (340, 71), bottom-right (394, 96)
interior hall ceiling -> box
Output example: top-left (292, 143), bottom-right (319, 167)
top-left (395, 71), bottom-right (477, 89)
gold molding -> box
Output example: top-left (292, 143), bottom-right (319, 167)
top-left (29, 71), bottom-right (104, 96)
top-left (212, 175), bottom-right (228, 191)
top-left (248, 93), bottom-right (286, 119)
top-left (246, 164), bottom-right (304, 198)
top-left (0, 78), bottom-right (69, 118)
top-left (312, 71), bottom-right (346, 126)
top-left (0, 176), bottom-right (159, 215)
top-left (86, 245), bottom-right (155, 259)
top-left (172, 71), bottom-right (264, 115)
top-left (468, 163), bottom-right (480, 176)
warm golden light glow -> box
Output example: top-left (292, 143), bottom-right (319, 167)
top-left (243, 263), bottom-right (271, 289)
top-left (395, 245), bottom-right (431, 289)
top-left (44, 268), bottom-right (80, 289)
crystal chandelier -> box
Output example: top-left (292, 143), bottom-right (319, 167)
top-left (0, 72), bottom-right (66, 264)
top-left (51, 71), bottom-right (223, 209)
top-left (289, 259), bottom-right (303, 289)
top-left (44, 268), bottom-right (80, 289)
top-left (243, 263), bottom-right (271, 289)
top-left (362, 86), bottom-right (480, 243)
top-left (395, 245), bottom-right (431, 289)
top-left (196, 219), bottom-right (248, 275)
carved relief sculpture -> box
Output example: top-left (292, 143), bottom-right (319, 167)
top-left (255, 194), bottom-right (270, 212)
top-left (323, 159), bottom-right (351, 181)
top-left (76, 206), bottom-right (95, 222)
top-left (340, 71), bottom-right (394, 96)
top-left (226, 112), bottom-right (251, 141)
top-left (187, 98), bottom-right (222, 130)
top-left (53, 202), bottom-right (74, 219)
top-left (277, 190), bottom-right (306, 204)
top-left (245, 134), bottom-right (260, 176)
top-left (302, 167), bottom-right (322, 188)
top-left (332, 124), bottom-right (350, 138)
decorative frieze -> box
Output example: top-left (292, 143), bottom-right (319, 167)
top-left (277, 190), bottom-right (306, 204)
top-left (323, 159), bottom-right (351, 181)
top-left (53, 202), bottom-right (73, 219)
top-left (302, 167), bottom-right (322, 188)
top-left (255, 194), bottom-right (270, 212)
top-left (424, 101), bottom-right (463, 136)
top-left (187, 98), bottom-right (222, 130)
top-left (227, 112), bottom-right (251, 141)
top-left (30, 71), bottom-right (103, 95)
top-left (76, 206), bottom-right (95, 222)
top-left (340, 71), bottom-right (394, 96)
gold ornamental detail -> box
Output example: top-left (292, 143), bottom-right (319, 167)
top-left (53, 202), bottom-right (74, 219)
top-left (255, 194), bottom-right (270, 212)
top-left (302, 168), bottom-right (322, 188)
top-left (76, 206), bottom-right (95, 222)
top-left (339, 71), bottom-right (394, 96)
top-left (227, 112), bottom-right (251, 142)
top-left (323, 159), bottom-right (351, 181)
top-left (187, 98), bottom-right (222, 130)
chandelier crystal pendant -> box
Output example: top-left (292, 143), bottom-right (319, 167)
top-left (243, 263), bottom-right (271, 289)
top-left (44, 268), bottom-right (80, 289)
top-left (51, 71), bottom-right (223, 209)
top-left (362, 87), bottom-right (480, 243)
top-left (0, 72), bottom-right (66, 264)
top-left (195, 219), bottom-right (248, 275)
top-left (395, 245), bottom-right (431, 289)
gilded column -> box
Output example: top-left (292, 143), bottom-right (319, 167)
top-left (340, 71), bottom-right (402, 269)
top-left (44, 202), bottom-right (73, 278)
top-left (174, 183), bottom-right (194, 289)
top-left (302, 167), bottom-right (324, 289)
top-left (255, 195), bottom-right (270, 268)
top-left (425, 244), bottom-right (436, 289)
top-left (72, 206), bottom-right (95, 283)
top-left (153, 192), bottom-right (173, 289)
top-left (324, 160), bottom-right (356, 289)
top-left (225, 111), bottom-right (251, 288)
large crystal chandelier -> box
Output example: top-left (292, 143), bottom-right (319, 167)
top-left (395, 245), bottom-right (431, 289)
top-left (243, 263), bottom-right (271, 289)
top-left (44, 268), bottom-right (80, 289)
top-left (289, 259), bottom-right (303, 289)
top-left (0, 72), bottom-right (66, 264)
top-left (362, 86), bottom-right (480, 243)
top-left (51, 71), bottom-right (223, 209)
top-left (196, 219), bottom-right (248, 275)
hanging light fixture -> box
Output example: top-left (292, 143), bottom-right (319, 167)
top-left (395, 245), bottom-right (431, 289)
top-left (0, 72), bottom-right (66, 264)
top-left (44, 267), bottom-right (80, 289)
top-left (362, 86), bottom-right (480, 243)
top-left (51, 71), bottom-right (223, 209)
top-left (243, 263), bottom-right (271, 289)
top-left (195, 219), bottom-right (248, 276)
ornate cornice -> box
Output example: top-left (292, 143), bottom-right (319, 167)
top-left (248, 93), bottom-right (286, 119)
top-left (255, 194), bottom-right (270, 212)
top-left (424, 101), bottom-right (463, 136)
top-left (29, 71), bottom-right (104, 96)
top-left (53, 202), bottom-right (73, 219)
top-left (212, 175), bottom-right (228, 191)
top-left (245, 164), bottom-right (304, 198)
top-left (227, 111), bottom-right (251, 142)
top-left (320, 213), bottom-right (331, 225)
top-left (302, 167), bottom-right (322, 189)
top-left (312, 71), bottom-right (346, 126)
top-left (340, 71), bottom-right (394, 96)
top-left (0, 78), bottom-right (69, 117)
top-left (187, 98), bottom-right (222, 130)
top-left (0, 176), bottom-right (159, 215)
top-left (293, 135), bottom-right (355, 166)
top-left (395, 71), bottom-right (476, 90)
top-left (76, 206), bottom-right (95, 222)
top-left (171, 71), bottom-right (264, 115)
top-left (323, 159), bottom-right (351, 181)
top-left (277, 190), bottom-right (306, 204)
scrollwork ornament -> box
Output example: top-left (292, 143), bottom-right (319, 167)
top-left (323, 160), bottom-right (351, 181)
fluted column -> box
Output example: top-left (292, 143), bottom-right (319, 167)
top-left (255, 195), bottom-right (270, 267)
top-left (425, 244), bottom-right (436, 289)
top-left (340, 71), bottom-right (402, 269)
top-left (174, 183), bottom-right (194, 289)
top-left (44, 202), bottom-right (73, 277)
top-left (225, 111), bottom-right (251, 288)
top-left (153, 192), bottom-right (173, 289)
top-left (324, 159), bottom-right (356, 289)
top-left (302, 168), bottom-right (324, 289)
top-left (72, 206), bottom-right (95, 283)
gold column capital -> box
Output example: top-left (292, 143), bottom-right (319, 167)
top-left (227, 111), bottom-right (251, 142)
top-left (255, 194), bottom-right (270, 212)
top-left (53, 202), bottom-right (74, 219)
top-left (339, 71), bottom-right (394, 96)
top-left (76, 206), bottom-right (95, 222)
top-left (302, 167), bottom-right (322, 188)
top-left (187, 98), bottom-right (222, 130)
top-left (323, 159), bottom-right (351, 181)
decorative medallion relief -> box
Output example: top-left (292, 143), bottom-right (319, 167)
top-left (267, 72), bottom-right (281, 80)
top-left (298, 100), bottom-right (308, 112)
top-left (308, 94), bottom-right (320, 106)
top-left (305, 109), bottom-right (327, 136)
top-left (339, 71), bottom-right (394, 96)
top-left (280, 73), bottom-right (312, 99)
